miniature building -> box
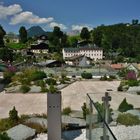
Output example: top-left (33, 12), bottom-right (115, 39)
top-left (30, 43), bottom-right (49, 54)
top-left (62, 45), bottom-right (103, 61)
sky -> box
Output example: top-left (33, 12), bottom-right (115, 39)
top-left (0, 0), bottom-right (140, 33)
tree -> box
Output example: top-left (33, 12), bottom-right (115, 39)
top-left (0, 133), bottom-right (11, 140)
top-left (81, 103), bottom-right (89, 120)
top-left (19, 26), bottom-right (27, 43)
top-left (118, 98), bottom-right (133, 112)
top-left (0, 25), bottom-right (6, 47)
top-left (132, 19), bottom-right (139, 25)
top-left (9, 106), bottom-right (19, 122)
top-left (0, 47), bottom-right (13, 62)
top-left (53, 26), bottom-right (63, 38)
top-left (80, 27), bottom-right (90, 40)
top-left (68, 35), bottom-right (80, 47)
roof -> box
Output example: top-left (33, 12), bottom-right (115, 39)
top-left (65, 55), bottom-right (84, 61)
top-left (6, 124), bottom-right (36, 140)
top-left (38, 35), bottom-right (48, 40)
top-left (78, 56), bottom-right (91, 67)
top-left (34, 60), bottom-right (57, 66)
top-left (63, 45), bottom-right (102, 52)
top-left (111, 64), bottom-right (123, 69)
top-left (31, 43), bottom-right (49, 50)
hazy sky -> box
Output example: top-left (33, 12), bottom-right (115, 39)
top-left (0, 0), bottom-right (140, 33)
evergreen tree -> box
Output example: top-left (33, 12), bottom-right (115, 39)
top-left (80, 27), bottom-right (90, 40)
top-left (0, 25), bottom-right (6, 47)
top-left (19, 26), bottom-right (27, 43)
top-left (9, 106), bottom-right (19, 122)
top-left (118, 98), bottom-right (134, 112)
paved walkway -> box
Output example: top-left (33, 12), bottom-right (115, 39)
top-left (0, 81), bottom-right (140, 118)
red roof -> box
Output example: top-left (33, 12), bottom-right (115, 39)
top-left (111, 64), bottom-right (123, 70)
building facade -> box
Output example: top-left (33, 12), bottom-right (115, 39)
top-left (62, 46), bottom-right (103, 61)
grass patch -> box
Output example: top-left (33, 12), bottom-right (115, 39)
top-left (7, 43), bottom-right (26, 50)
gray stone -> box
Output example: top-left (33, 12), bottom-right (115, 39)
top-left (6, 124), bottom-right (36, 140)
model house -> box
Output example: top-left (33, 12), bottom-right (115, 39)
top-left (62, 45), bottom-right (103, 61)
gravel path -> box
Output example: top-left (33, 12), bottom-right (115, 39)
top-left (0, 81), bottom-right (140, 118)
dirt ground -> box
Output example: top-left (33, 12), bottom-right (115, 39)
top-left (0, 81), bottom-right (140, 118)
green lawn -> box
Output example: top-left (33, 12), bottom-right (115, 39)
top-left (7, 43), bottom-right (26, 49)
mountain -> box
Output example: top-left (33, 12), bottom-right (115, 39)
top-left (27, 26), bottom-right (47, 37)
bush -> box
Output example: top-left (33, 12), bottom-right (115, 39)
top-left (81, 103), bottom-right (90, 120)
top-left (48, 84), bottom-right (57, 94)
top-left (46, 78), bottom-right (56, 85)
top-left (3, 71), bottom-right (15, 84)
top-left (30, 71), bottom-right (47, 81)
top-left (0, 132), bottom-right (11, 140)
top-left (118, 98), bottom-right (134, 112)
top-left (117, 113), bottom-right (140, 126)
top-left (41, 87), bottom-right (48, 93)
top-left (118, 85), bottom-right (123, 91)
top-left (81, 72), bottom-right (92, 79)
top-left (62, 107), bottom-right (72, 115)
top-left (9, 106), bottom-right (19, 122)
top-left (109, 75), bottom-right (116, 79)
top-left (100, 74), bottom-right (108, 81)
top-left (24, 122), bottom-right (47, 133)
top-left (95, 102), bottom-right (112, 122)
top-left (126, 71), bottom-right (137, 80)
top-left (127, 80), bottom-right (139, 87)
top-left (36, 80), bottom-right (45, 87)
top-left (20, 85), bottom-right (30, 93)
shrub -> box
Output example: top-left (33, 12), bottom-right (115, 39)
top-left (48, 84), bottom-right (57, 94)
top-left (109, 75), bottom-right (116, 79)
top-left (137, 92), bottom-right (140, 95)
top-left (118, 85), bottom-right (123, 91)
top-left (62, 107), bottom-right (72, 115)
top-left (20, 78), bottom-right (30, 85)
top-left (0, 118), bottom-right (14, 132)
top-left (20, 85), bottom-right (30, 93)
top-left (3, 71), bottom-right (15, 84)
top-left (95, 102), bottom-right (112, 122)
top-left (126, 71), bottom-right (137, 80)
top-left (30, 71), bottom-right (47, 81)
top-left (41, 87), bottom-right (48, 93)
top-left (24, 122), bottom-right (47, 133)
top-left (46, 78), bottom-right (56, 85)
top-left (36, 80), bottom-right (45, 87)
top-left (100, 74), bottom-right (108, 81)
top-left (127, 80), bottom-right (139, 87)
top-left (0, 132), bottom-right (11, 140)
top-left (81, 103), bottom-right (90, 120)
top-left (60, 79), bottom-right (66, 84)
top-left (117, 113), bottom-right (140, 126)
top-left (9, 106), bottom-right (19, 122)
top-left (81, 72), bottom-right (92, 79)
top-left (118, 98), bottom-right (134, 112)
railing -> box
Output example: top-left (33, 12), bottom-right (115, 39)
top-left (86, 93), bottom-right (117, 140)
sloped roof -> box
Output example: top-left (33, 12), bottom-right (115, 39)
top-left (6, 124), bottom-right (36, 140)
top-left (63, 45), bottom-right (102, 52)
top-left (31, 43), bottom-right (49, 50)
top-left (34, 60), bottom-right (57, 66)
top-left (78, 56), bottom-right (91, 67)
top-left (111, 64), bottom-right (123, 69)
top-left (65, 55), bottom-right (84, 61)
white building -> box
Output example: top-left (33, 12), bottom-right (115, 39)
top-left (62, 45), bottom-right (103, 61)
